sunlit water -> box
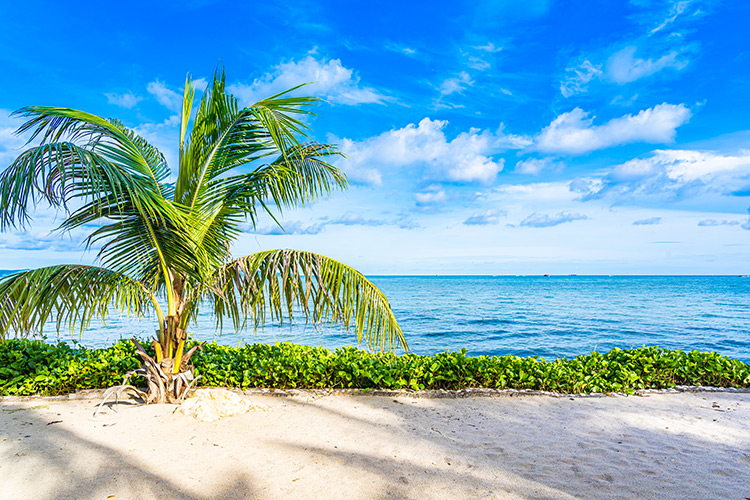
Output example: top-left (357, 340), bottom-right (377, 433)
top-left (3, 273), bottom-right (749, 362)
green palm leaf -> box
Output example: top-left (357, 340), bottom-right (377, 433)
top-left (0, 265), bottom-right (163, 339)
top-left (212, 249), bottom-right (407, 352)
top-left (0, 67), bottom-right (407, 398)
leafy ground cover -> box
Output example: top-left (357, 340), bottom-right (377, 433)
top-left (1, 339), bottom-right (748, 397)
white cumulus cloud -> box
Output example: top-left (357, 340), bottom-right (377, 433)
top-left (611, 150), bottom-right (750, 185)
top-left (227, 55), bottom-right (389, 107)
top-left (105, 91), bottom-right (144, 109)
top-left (147, 81), bottom-right (184, 112)
top-left (573, 149), bottom-right (750, 202)
top-left (606, 46), bottom-right (689, 84)
top-left (336, 118), bottom-right (531, 185)
top-left (415, 190), bottom-right (447, 204)
top-left (514, 157), bottom-right (562, 175)
top-left (535, 103), bottom-right (691, 155)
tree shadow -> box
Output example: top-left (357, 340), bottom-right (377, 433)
top-left (272, 391), bottom-right (750, 499)
top-left (265, 395), bottom-right (580, 499)
top-left (2, 392), bottom-right (748, 499)
top-left (0, 400), bottom-right (259, 500)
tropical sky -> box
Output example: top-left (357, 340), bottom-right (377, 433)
top-left (1, 0), bottom-right (749, 274)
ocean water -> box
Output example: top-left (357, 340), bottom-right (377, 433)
top-left (1, 273), bottom-right (749, 362)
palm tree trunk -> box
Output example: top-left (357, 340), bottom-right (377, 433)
top-left (133, 337), bottom-right (199, 404)
top-left (135, 278), bottom-right (200, 403)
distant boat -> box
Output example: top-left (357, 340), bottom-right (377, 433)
top-left (543, 274), bottom-right (550, 277)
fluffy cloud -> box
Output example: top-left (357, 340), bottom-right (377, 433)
top-left (147, 81), bottom-right (183, 112)
top-left (535, 103), bottom-right (691, 155)
top-left (105, 91), bottom-right (144, 109)
top-left (227, 55), bottom-right (389, 107)
top-left (606, 46), bottom-right (689, 84)
top-left (612, 149), bottom-right (750, 183)
top-left (337, 118), bottom-right (530, 185)
top-left (517, 211), bottom-right (589, 228)
top-left (514, 157), bottom-right (562, 175)
top-left (573, 149), bottom-right (750, 201)
top-left (633, 217), bottom-right (662, 225)
top-left (463, 209), bottom-right (506, 225)
top-left (415, 189), bottom-right (447, 204)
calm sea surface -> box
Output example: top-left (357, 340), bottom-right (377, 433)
top-left (2, 274), bottom-right (749, 362)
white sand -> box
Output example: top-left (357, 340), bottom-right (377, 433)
top-left (1, 390), bottom-right (748, 499)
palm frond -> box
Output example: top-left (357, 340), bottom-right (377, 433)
top-left (183, 142), bottom-right (346, 269)
top-left (209, 249), bottom-right (407, 352)
top-left (0, 141), bottom-right (142, 230)
top-left (0, 265), bottom-right (163, 340)
top-left (13, 107), bottom-right (169, 188)
top-left (0, 107), bottom-right (202, 289)
top-left (175, 73), bottom-right (329, 210)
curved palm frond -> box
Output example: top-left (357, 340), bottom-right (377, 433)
top-left (0, 107), bottom-right (200, 286)
top-left (85, 208), bottom-right (202, 283)
top-left (183, 142), bottom-right (346, 275)
top-left (1, 107), bottom-right (173, 227)
top-left (0, 265), bottom-right (163, 340)
top-left (0, 141), bottom-right (155, 230)
top-left (175, 72), bottom-right (334, 210)
top-left (211, 141), bottom-right (346, 211)
top-left (0, 69), bottom-right (406, 370)
top-left (207, 249), bottom-right (407, 352)
top-left (14, 107), bottom-right (170, 186)
top-left (169, 72), bottom-right (347, 285)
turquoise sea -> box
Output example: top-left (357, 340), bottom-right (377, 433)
top-left (2, 273), bottom-right (749, 363)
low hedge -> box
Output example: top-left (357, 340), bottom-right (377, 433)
top-left (1, 338), bottom-right (748, 397)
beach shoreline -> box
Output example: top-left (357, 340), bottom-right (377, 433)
top-left (2, 384), bottom-right (750, 403)
top-left (1, 390), bottom-right (748, 499)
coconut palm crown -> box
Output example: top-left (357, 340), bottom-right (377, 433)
top-left (0, 70), bottom-right (406, 401)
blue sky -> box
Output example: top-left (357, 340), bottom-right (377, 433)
top-left (1, 0), bottom-right (749, 274)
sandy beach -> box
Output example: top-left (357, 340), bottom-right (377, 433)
top-left (1, 390), bottom-right (748, 500)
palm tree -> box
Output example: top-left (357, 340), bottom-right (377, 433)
top-left (0, 70), bottom-right (406, 403)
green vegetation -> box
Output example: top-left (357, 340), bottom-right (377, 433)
top-left (0, 69), bottom-right (405, 403)
top-left (2, 339), bottom-right (747, 397)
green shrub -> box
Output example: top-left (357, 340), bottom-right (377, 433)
top-left (0, 339), bottom-right (748, 396)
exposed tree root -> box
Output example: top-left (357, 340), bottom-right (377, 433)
top-left (95, 338), bottom-right (204, 414)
